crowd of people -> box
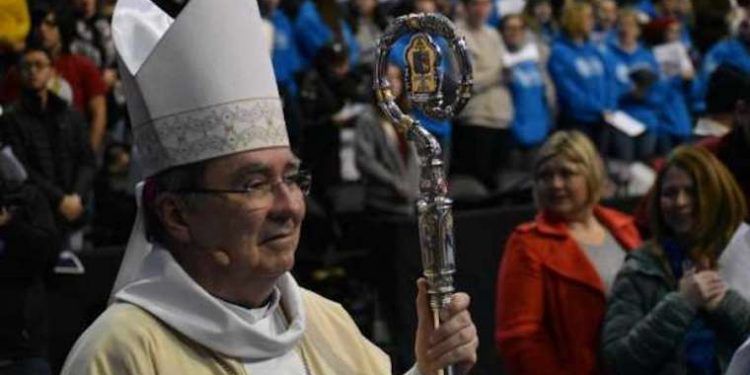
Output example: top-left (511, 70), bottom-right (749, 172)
top-left (0, 0), bottom-right (749, 373)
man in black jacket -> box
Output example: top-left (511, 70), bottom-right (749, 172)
top-left (0, 43), bottom-right (95, 235)
top-left (0, 180), bottom-right (60, 375)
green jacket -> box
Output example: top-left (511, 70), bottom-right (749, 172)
top-left (601, 242), bottom-right (750, 375)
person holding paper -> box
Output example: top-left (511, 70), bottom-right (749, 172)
top-left (548, 1), bottom-right (617, 153)
top-left (607, 9), bottom-right (661, 162)
top-left (602, 146), bottom-right (750, 375)
top-left (642, 17), bottom-right (694, 152)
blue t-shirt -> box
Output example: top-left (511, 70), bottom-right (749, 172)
top-left (608, 41), bottom-right (663, 131)
top-left (508, 58), bottom-right (551, 145)
top-left (270, 10), bottom-right (303, 95)
top-left (293, 0), bottom-right (360, 69)
top-left (548, 36), bottom-right (616, 123)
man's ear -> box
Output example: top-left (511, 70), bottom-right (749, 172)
top-left (155, 193), bottom-right (192, 244)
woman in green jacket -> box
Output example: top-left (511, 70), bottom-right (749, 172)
top-left (602, 146), bottom-right (750, 375)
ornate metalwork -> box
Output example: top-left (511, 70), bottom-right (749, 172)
top-left (373, 12), bottom-right (473, 375)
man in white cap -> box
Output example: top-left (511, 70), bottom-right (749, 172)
top-left (59, 0), bottom-right (478, 374)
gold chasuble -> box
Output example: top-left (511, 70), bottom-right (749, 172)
top-left (61, 290), bottom-right (391, 375)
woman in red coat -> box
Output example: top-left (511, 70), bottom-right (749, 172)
top-left (495, 130), bottom-right (642, 375)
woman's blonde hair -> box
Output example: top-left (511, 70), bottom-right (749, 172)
top-left (616, 7), bottom-right (640, 30)
top-left (648, 146), bottom-right (747, 264)
top-left (533, 130), bottom-right (606, 208)
top-left (560, 1), bottom-right (593, 39)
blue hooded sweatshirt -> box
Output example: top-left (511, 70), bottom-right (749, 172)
top-left (607, 41), bottom-right (663, 131)
top-left (693, 37), bottom-right (750, 113)
top-left (270, 9), bottom-right (303, 96)
top-left (658, 74), bottom-right (693, 138)
top-left (293, 0), bottom-right (360, 69)
top-left (548, 36), bottom-right (617, 124)
top-left (507, 58), bottom-right (552, 146)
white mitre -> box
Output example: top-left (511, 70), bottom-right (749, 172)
top-left (110, 0), bottom-right (288, 296)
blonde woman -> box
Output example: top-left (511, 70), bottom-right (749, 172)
top-left (496, 130), bottom-right (642, 375)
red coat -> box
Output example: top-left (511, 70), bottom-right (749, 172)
top-left (495, 206), bottom-right (641, 375)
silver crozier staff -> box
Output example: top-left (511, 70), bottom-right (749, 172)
top-left (373, 12), bottom-right (473, 375)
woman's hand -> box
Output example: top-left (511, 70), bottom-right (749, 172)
top-left (679, 269), bottom-right (727, 310)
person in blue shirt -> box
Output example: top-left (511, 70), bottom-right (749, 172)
top-left (293, 0), bottom-right (360, 70)
top-left (261, 0), bottom-right (306, 151)
top-left (592, 0), bottom-right (618, 46)
top-left (642, 17), bottom-right (694, 153)
top-left (607, 9), bottom-right (662, 162)
top-left (500, 14), bottom-right (555, 170)
top-left (524, 0), bottom-right (559, 45)
top-left (548, 1), bottom-right (616, 152)
top-left (693, 14), bottom-right (750, 113)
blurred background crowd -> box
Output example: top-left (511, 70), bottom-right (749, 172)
top-left (0, 0), bottom-right (749, 373)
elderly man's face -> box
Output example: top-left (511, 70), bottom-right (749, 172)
top-left (185, 147), bottom-right (306, 281)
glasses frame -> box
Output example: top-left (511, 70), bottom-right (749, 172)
top-left (171, 170), bottom-right (312, 201)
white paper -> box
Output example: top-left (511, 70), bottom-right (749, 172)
top-left (503, 43), bottom-right (540, 67)
top-left (332, 103), bottom-right (368, 123)
top-left (694, 117), bottom-right (731, 137)
top-left (718, 223), bottom-right (750, 302)
top-left (652, 41), bottom-right (693, 77)
top-left (497, 0), bottom-right (526, 16)
top-left (0, 146), bottom-right (27, 183)
top-left (606, 111), bottom-right (646, 137)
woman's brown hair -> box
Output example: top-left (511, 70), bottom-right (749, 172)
top-left (648, 146), bottom-right (747, 264)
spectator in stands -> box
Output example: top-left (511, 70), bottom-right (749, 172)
top-left (1, 7), bottom-right (107, 153)
top-left (695, 64), bottom-right (746, 140)
top-left (496, 130), bottom-right (642, 375)
top-left (347, 0), bottom-right (389, 68)
top-left (299, 41), bottom-right (368, 197)
top-left (0, 43), bottom-right (95, 239)
top-left (608, 8), bottom-right (660, 162)
top-left (524, 0), bottom-right (558, 45)
top-left (602, 146), bottom-right (750, 375)
top-left (452, 0), bottom-right (513, 191)
top-left (0, 176), bottom-right (60, 375)
top-left (68, 0), bottom-right (116, 71)
top-left (0, 0), bottom-right (29, 77)
top-left (698, 64), bottom-right (750, 214)
top-left (355, 64), bottom-right (420, 216)
top-left (294, 0), bottom-right (359, 70)
top-left (261, 0), bottom-right (305, 152)
top-left (693, 4), bottom-right (750, 113)
top-left (592, 0), bottom-right (618, 45)
top-left (549, 1), bottom-right (616, 153)
top-left (642, 17), bottom-right (694, 153)
top-left (500, 14), bottom-right (556, 171)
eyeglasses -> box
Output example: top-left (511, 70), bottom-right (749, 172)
top-left (20, 61), bottom-right (51, 72)
top-left (173, 170), bottom-right (311, 209)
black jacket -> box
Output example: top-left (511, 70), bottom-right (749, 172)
top-left (0, 91), bottom-right (95, 212)
top-left (0, 183), bottom-right (60, 359)
top-left (602, 243), bottom-right (750, 375)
